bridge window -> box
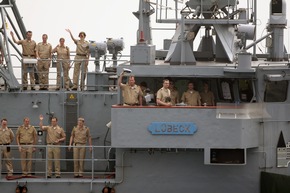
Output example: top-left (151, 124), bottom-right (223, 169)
top-left (272, 0), bottom-right (282, 14)
top-left (238, 79), bottom-right (253, 102)
top-left (210, 148), bottom-right (245, 164)
top-left (217, 79), bottom-right (233, 102)
top-left (264, 80), bottom-right (288, 102)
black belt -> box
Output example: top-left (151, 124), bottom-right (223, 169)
top-left (23, 55), bottom-right (35, 57)
top-left (75, 143), bottom-right (86, 145)
top-left (20, 143), bottom-right (32, 145)
top-left (76, 54), bottom-right (87, 56)
top-left (124, 103), bottom-right (139, 106)
top-left (48, 143), bottom-right (59, 145)
top-left (0, 143), bottom-right (10, 145)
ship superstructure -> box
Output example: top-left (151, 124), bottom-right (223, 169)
top-left (0, 0), bottom-right (290, 193)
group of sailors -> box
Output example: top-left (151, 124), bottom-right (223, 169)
top-left (0, 116), bottom-right (92, 178)
top-left (118, 70), bottom-right (215, 106)
top-left (9, 29), bottom-right (89, 91)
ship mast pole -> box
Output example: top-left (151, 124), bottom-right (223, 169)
top-left (138, 0), bottom-right (145, 43)
top-left (252, 0), bottom-right (257, 59)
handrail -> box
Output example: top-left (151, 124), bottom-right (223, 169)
top-left (0, 144), bottom-right (116, 180)
top-left (5, 54), bottom-right (129, 91)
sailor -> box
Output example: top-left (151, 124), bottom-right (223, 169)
top-left (36, 34), bottom-right (52, 90)
top-left (52, 38), bottom-right (71, 90)
top-left (68, 117), bottom-right (92, 178)
top-left (156, 79), bottom-right (171, 106)
top-left (10, 31), bottom-right (37, 90)
top-left (181, 82), bottom-right (201, 106)
top-left (140, 81), bottom-right (154, 105)
top-left (169, 80), bottom-right (180, 106)
top-left (65, 29), bottom-right (89, 91)
top-left (16, 117), bottom-right (37, 177)
top-left (0, 118), bottom-right (14, 177)
top-left (118, 70), bottom-right (143, 106)
top-left (200, 82), bottom-right (215, 106)
top-left (39, 115), bottom-right (66, 178)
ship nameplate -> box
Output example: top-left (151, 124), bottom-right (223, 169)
top-left (147, 122), bottom-right (197, 135)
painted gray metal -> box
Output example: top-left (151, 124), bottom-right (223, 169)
top-left (1, 0), bottom-right (290, 193)
top-left (111, 107), bottom-right (260, 149)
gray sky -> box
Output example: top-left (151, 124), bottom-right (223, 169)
top-left (15, 0), bottom-right (141, 55)
top-left (12, 0), bottom-right (290, 56)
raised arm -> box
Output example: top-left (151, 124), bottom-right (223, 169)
top-left (10, 31), bottom-right (20, 44)
top-left (39, 115), bottom-right (43, 131)
top-left (118, 71), bottom-right (125, 87)
top-left (65, 29), bottom-right (77, 44)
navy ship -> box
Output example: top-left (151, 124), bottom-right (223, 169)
top-left (0, 0), bottom-right (290, 192)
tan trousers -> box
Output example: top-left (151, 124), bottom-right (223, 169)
top-left (56, 61), bottom-right (70, 89)
top-left (22, 56), bottom-right (35, 88)
top-left (0, 145), bottom-right (13, 176)
top-left (47, 146), bottom-right (61, 176)
top-left (72, 55), bottom-right (88, 89)
top-left (37, 59), bottom-right (50, 89)
top-left (20, 146), bottom-right (33, 176)
top-left (73, 143), bottom-right (86, 176)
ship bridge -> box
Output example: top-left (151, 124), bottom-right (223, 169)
top-left (111, 62), bottom-right (290, 166)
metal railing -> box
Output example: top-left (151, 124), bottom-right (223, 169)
top-left (2, 53), bottom-right (130, 91)
top-left (0, 144), bottom-right (116, 180)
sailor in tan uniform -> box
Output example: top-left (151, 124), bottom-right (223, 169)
top-left (69, 117), bottom-right (92, 178)
top-left (200, 82), bottom-right (215, 106)
top-left (0, 118), bottom-right (14, 176)
top-left (169, 81), bottom-right (180, 105)
top-left (66, 29), bottom-right (89, 90)
top-left (36, 34), bottom-right (52, 90)
top-left (156, 79), bottom-right (171, 106)
top-left (39, 115), bottom-right (66, 178)
top-left (16, 117), bottom-right (37, 177)
top-left (10, 31), bottom-right (37, 90)
top-left (52, 38), bottom-right (71, 90)
top-left (118, 71), bottom-right (143, 106)
top-left (181, 82), bottom-right (201, 106)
